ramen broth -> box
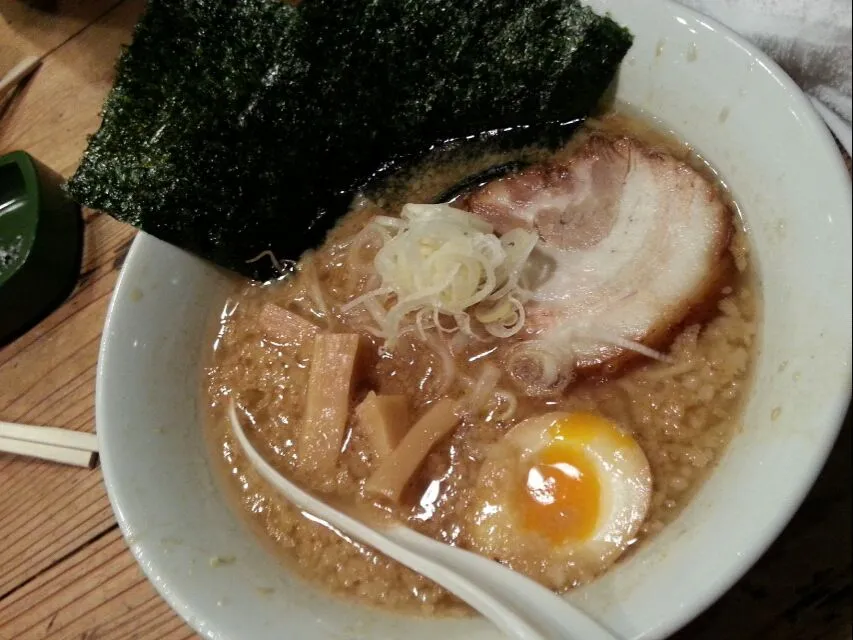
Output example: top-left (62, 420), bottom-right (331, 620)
top-left (203, 111), bottom-right (758, 615)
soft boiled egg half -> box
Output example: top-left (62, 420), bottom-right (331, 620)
top-left (467, 411), bottom-right (652, 589)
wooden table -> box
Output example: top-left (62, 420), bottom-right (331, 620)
top-left (0, 2), bottom-right (849, 638)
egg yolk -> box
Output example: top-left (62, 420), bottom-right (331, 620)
top-left (518, 444), bottom-right (600, 544)
top-left (517, 413), bottom-right (622, 544)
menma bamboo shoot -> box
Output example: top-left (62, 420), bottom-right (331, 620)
top-left (298, 333), bottom-right (360, 474)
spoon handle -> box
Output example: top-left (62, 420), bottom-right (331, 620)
top-left (229, 404), bottom-right (616, 640)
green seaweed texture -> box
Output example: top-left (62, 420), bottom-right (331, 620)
top-left (67, 0), bottom-right (632, 279)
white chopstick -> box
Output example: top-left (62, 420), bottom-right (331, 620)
top-left (0, 422), bottom-right (98, 468)
top-left (0, 55), bottom-right (42, 97)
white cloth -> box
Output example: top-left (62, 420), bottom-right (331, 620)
top-left (679, 0), bottom-right (852, 153)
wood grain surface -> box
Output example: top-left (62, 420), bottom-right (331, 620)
top-left (0, 2), bottom-right (850, 639)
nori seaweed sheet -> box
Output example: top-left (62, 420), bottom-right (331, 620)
top-left (67, 0), bottom-right (632, 279)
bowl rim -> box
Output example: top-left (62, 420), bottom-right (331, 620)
top-left (96, 1), bottom-right (853, 638)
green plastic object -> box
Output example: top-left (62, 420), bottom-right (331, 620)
top-left (0, 151), bottom-right (83, 346)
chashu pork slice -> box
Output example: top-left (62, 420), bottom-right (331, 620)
top-left (460, 135), bottom-right (733, 372)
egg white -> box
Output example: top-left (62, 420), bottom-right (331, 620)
top-left (466, 411), bottom-right (652, 589)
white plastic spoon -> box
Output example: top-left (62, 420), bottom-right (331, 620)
top-left (228, 404), bottom-right (618, 640)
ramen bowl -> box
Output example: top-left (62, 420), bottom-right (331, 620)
top-left (96, 1), bottom-right (852, 638)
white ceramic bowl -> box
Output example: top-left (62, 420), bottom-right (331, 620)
top-left (96, 1), bottom-right (853, 638)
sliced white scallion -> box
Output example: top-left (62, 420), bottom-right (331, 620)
top-left (343, 203), bottom-right (539, 349)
